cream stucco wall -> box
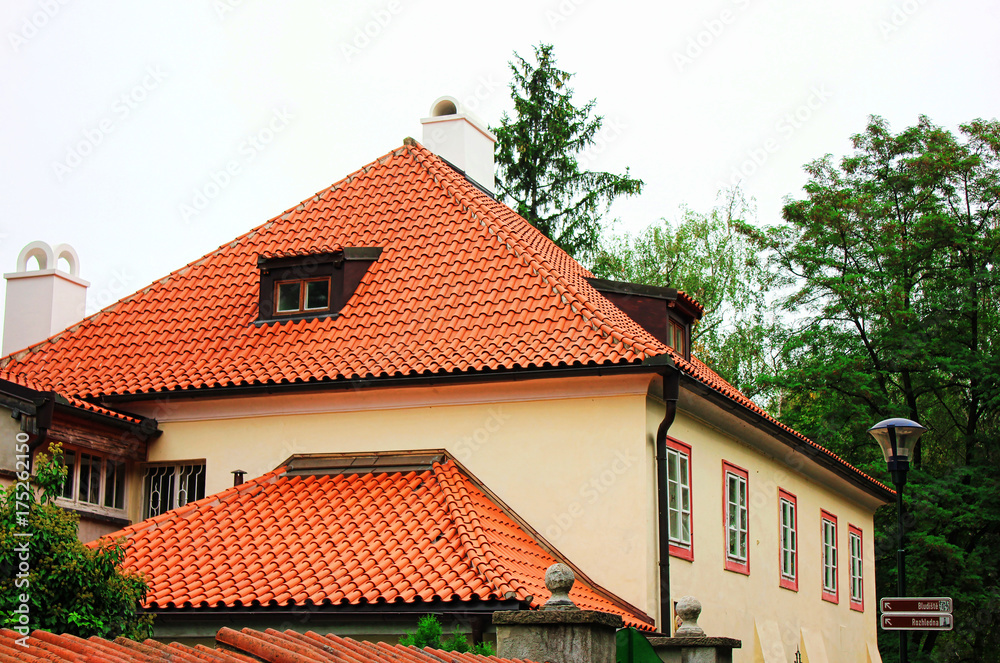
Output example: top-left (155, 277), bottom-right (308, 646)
top-left (126, 374), bottom-right (661, 620)
top-left (121, 373), bottom-right (887, 661)
top-left (658, 402), bottom-right (884, 663)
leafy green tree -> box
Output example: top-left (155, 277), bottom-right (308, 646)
top-left (593, 189), bottom-right (784, 402)
top-left (493, 43), bottom-right (644, 260)
top-left (746, 115), bottom-right (1000, 661)
top-left (399, 614), bottom-right (495, 656)
top-left (0, 443), bottom-right (152, 640)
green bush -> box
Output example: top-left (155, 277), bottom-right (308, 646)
top-left (0, 442), bottom-right (152, 640)
top-left (399, 614), bottom-right (495, 656)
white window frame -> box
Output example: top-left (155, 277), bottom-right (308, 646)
top-left (56, 446), bottom-right (128, 517)
top-left (142, 462), bottom-right (206, 519)
top-left (666, 439), bottom-right (693, 559)
top-left (849, 526), bottom-right (864, 610)
top-left (821, 511), bottom-right (838, 602)
top-left (779, 490), bottom-right (797, 590)
top-left (723, 461), bottom-right (749, 574)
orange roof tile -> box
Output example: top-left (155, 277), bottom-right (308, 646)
top-left (0, 141), bottom-right (662, 398)
top-left (0, 139), bottom-right (889, 497)
top-left (100, 455), bottom-right (654, 630)
top-left (0, 628), bottom-right (541, 662)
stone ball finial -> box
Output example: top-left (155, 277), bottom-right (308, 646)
top-left (674, 595), bottom-right (705, 636)
top-left (542, 563), bottom-right (579, 611)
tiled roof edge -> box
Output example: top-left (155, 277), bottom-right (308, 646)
top-left (433, 462), bottom-right (534, 604)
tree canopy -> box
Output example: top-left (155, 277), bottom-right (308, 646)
top-left (493, 43), bottom-right (644, 260)
top-left (746, 115), bottom-right (1000, 661)
top-left (593, 189), bottom-right (783, 401)
top-left (0, 443), bottom-right (152, 640)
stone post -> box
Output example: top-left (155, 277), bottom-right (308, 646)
top-left (646, 596), bottom-right (741, 663)
top-left (493, 564), bottom-right (621, 663)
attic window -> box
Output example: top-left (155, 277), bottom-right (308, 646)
top-left (257, 248), bottom-right (382, 324)
top-left (275, 278), bottom-right (331, 314)
top-left (668, 319), bottom-right (687, 356)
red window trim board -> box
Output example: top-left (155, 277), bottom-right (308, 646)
top-left (821, 510), bottom-right (839, 604)
top-left (778, 488), bottom-right (798, 591)
top-left (666, 437), bottom-right (693, 561)
top-left (722, 461), bottom-right (749, 575)
top-left (848, 524), bottom-right (864, 612)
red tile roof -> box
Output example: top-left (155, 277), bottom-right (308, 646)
top-left (0, 627), bottom-right (541, 662)
top-left (0, 141), bottom-right (662, 398)
top-left (0, 139), bottom-right (889, 496)
top-left (101, 455), bottom-right (654, 630)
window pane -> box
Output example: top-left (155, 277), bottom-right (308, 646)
top-left (61, 450), bottom-right (76, 499)
top-left (177, 464), bottom-right (206, 507)
top-left (78, 453), bottom-right (101, 504)
top-left (104, 459), bottom-right (126, 510)
top-left (305, 280), bottom-right (329, 310)
top-left (143, 466), bottom-right (175, 518)
top-left (276, 282), bottom-right (301, 312)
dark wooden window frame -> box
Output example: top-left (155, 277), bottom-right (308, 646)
top-left (257, 248), bottom-right (382, 324)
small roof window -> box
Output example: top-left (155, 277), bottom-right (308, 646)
top-left (257, 248), bottom-right (381, 324)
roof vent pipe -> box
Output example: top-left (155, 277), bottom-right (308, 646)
top-left (420, 95), bottom-right (497, 196)
top-left (232, 469), bottom-right (246, 486)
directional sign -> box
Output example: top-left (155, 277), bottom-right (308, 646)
top-left (881, 597), bottom-right (953, 614)
top-left (881, 613), bottom-right (954, 631)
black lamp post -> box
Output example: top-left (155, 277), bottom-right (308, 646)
top-left (868, 418), bottom-right (926, 663)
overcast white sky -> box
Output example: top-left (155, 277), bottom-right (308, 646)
top-left (1, 1), bottom-right (997, 324)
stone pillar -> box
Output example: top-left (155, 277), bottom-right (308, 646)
top-left (646, 596), bottom-right (741, 663)
top-left (493, 564), bottom-right (622, 663)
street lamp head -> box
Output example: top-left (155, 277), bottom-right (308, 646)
top-left (868, 418), bottom-right (926, 470)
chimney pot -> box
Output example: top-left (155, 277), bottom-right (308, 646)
top-left (420, 95), bottom-right (496, 196)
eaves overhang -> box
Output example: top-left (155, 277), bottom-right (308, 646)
top-left (677, 373), bottom-right (894, 507)
top-left (96, 357), bottom-right (676, 406)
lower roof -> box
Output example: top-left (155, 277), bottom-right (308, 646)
top-left (101, 451), bottom-right (654, 630)
top-left (0, 627), bottom-right (540, 662)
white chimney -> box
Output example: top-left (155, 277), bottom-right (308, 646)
top-left (420, 95), bottom-right (497, 195)
top-left (3, 241), bottom-right (89, 356)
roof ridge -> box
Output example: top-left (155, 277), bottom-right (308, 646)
top-left (432, 461), bottom-right (533, 604)
top-left (404, 142), bottom-right (659, 362)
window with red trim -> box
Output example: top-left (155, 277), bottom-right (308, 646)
top-left (723, 461), bottom-right (749, 574)
top-left (849, 525), bottom-right (864, 611)
top-left (666, 438), bottom-right (693, 561)
top-left (778, 489), bottom-right (798, 591)
top-left (821, 511), bottom-right (838, 603)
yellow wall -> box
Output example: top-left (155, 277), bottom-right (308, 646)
top-left (124, 374), bottom-right (886, 661)
top-left (133, 375), bottom-right (660, 619)
top-left (662, 406), bottom-right (883, 663)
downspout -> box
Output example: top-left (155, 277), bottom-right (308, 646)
top-left (25, 394), bottom-right (55, 455)
top-left (655, 367), bottom-right (680, 633)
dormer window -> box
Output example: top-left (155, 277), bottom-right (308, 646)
top-left (275, 278), bottom-right (331, 314)
top-left (585, 277), bottom-right (704, 361)
top-left (668, 319), bottom-right (687, 356)
top-left (257, 248), bottom-right (381, 323)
